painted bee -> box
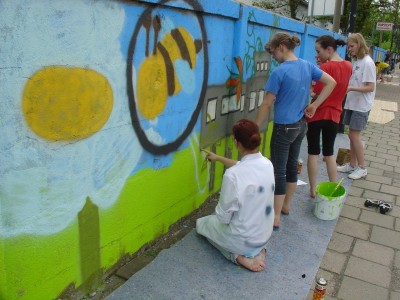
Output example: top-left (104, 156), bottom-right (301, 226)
top-left (136, 15), bottom-right (203, 120)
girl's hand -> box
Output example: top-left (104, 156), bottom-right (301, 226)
top-left (304, 104), bottom-right (316, 118)
top-left (201, 149), bottom-right (218, 162)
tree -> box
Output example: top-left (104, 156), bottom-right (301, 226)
top-left (253, 0), bottom-right (400, 51)
top-left (252, 1), bottom-right (288, 15)
top-left (288, 0), bottom-right (304, 19)
top-left (344, 0), bottom-right (400, 49)
top-left (253, 0), bottom-right (307, 21)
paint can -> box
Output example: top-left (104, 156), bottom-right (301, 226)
top-left (313, 182), bottom-right (346, 221)
top-left (297, 158), bottom-right (303, 174)
top-left (313, 277), bottom-right (327, 300)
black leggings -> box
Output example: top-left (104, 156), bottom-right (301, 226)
top-left (307, 120), bottom-right (338, 156)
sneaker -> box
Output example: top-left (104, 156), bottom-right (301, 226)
top-left (337, 163), bottom-right (355, 173)
top-left (348, 167), bottom-right (367, 179)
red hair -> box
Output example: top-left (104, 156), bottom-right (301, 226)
top-left (233, 119), bottom-right (261, 150)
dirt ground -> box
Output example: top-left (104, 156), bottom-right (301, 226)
top-left (59, 193), bottom-right (219, 300)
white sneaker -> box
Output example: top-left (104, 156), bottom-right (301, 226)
top-left (337, 163), bottom-right (355, 173)
top-left (348, 167), bottom-right (368, 179)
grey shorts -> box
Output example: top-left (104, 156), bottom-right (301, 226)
top-left (342, 109), bottom-right (370, 131)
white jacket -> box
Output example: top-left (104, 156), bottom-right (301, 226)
top-left (197, 152), bottom-right (274, 257)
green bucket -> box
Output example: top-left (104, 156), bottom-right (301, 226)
top-left (313, 182), bottom-right (346, 220)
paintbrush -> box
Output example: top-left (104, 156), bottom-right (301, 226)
top-left (329, 178), bottom-right (344, 197)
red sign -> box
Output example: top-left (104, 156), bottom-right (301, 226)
top-left (376, 22), bottom-right (393, 31)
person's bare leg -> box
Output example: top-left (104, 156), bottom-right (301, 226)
top-left (282, 182), bottom-right (297, 214)
top-left (349, 129), bottom-right (365, 167)
top-left (307, 154), bottom-right (319, 198)
top-left (236, 248), bottom-right (266, 272)
top-left (325, 155), bottom-right (337, 182)
top-left (274, 195), bottom-right (284, 227)
top-left (349, 137), bottom-right (358, 167)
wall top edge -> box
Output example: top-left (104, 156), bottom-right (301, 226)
top-left (135, 0), bottom-right (241, 19)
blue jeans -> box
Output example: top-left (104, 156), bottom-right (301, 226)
top-left (271, 117), bottom-right (307, 195)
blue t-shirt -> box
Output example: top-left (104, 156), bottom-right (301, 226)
top-left (265, 59), bottom-right (323, 124)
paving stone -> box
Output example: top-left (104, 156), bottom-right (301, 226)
top-left (396, 218), bottom-right (400, 232)
top-left (388, 149), bottom-right (400, 156)
top-left (352, 239), bottom-right (394, 266)
top-left (344, 256), bottom-right (391, 287)
top-left (394, 179), bottom-right (400, 188)
top-left (388, 132), bottom-right (400, 139)
top-left (385, 171), bottom-right (400, 180)
top-left (391, 206), bottom-right (400, 218)
top-left (365, 140), bottom-right (378, 147)
top-left (340, 204), bottom-right (360, 220)
top-left (365, 128), bottom-right (383, 135)
top-left (360, 209), bottom-right (394, 229)
top-left (394, 250), bottom-right (400, 269)
top-left (377, 152), bottom-right (399, 161)
top-left (363, 136), bottom-right (380, 147)
top-left (370, 161), bottom-right (394, 172)
top-left (320, 249), bottom-right (347, 274)
top-left (351, 179), bottom-right (381, 192)
top-left (328, 232), bottom-right (354, 253)
top-left (366, 167), bottom-right (384, 176)
top-left (387, 160), bottom-right (400, 168)
top-left (335, 217), bottom-right (370, 240)
top-left (365, 174), bottom-right (393, 185)
top-left (344, 196), bottom-right (365, 209)
top-left (380, 184), bottom-right (400, 196)
top-left (364, 149), bottom-right (377, 157)
top-left (367, 146), bottom-right (388, 153)
top-left (365, 154), bottom-right (386, 164)
top-left (348, 186), bottom-right (364, 197)
top-left (393, 268), bottom-right (400, 292)
top-left (337, 276), bottom-right (389, 300)
top-left (389, 127), bottom-right (400, 132)
top-left (371, 226), bottom-right (400, 250)
top-left (364, 190), bottom-right (396, 203)
top-left (380, 143), bottom-right (398, 151)
top-left (391, 291), bottom-right (400, 300)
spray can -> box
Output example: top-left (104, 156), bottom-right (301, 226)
top-left (313, 277), bottom-right (327, 300)
top-left (297, 158), bottom-right (303, 174)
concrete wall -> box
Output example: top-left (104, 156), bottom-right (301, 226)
top-left (0, 0), bottom-right (347, 299)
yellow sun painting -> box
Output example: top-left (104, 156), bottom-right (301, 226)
top-left (22, 66), bottom-right (113, 141)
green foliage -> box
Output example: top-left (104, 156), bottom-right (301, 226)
top-left (252, 1), bottom-right (276, 10)
top-left (252, 0), bottom-right (303, 20)
top-left (338, 0), bottom-right (399, 50)
top-left (253, 0), bottom-right (400, 51)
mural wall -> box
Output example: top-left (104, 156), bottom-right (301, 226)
top-left (0, 0), bottom-right (347, 299)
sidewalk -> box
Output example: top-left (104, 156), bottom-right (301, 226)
top-left (105, 72), bottom-right (400, 300)
top-left (306, 70), bottom-right (400, 300)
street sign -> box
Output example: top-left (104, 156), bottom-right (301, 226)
top-left (376, 22), bottom-right (394, 31)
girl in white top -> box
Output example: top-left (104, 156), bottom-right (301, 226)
top-left (197, 119), bottom-right (274, 272)
top-left (338, 33), bottom-right (376, 179)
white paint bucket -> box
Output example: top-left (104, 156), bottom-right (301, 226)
top-left (313, 182), bottom-right (346, 221)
